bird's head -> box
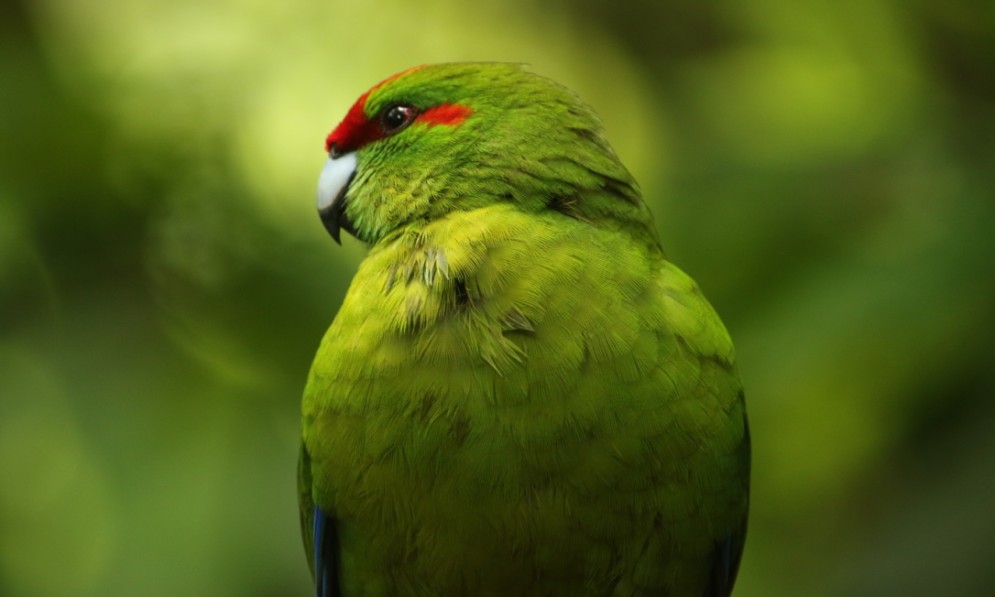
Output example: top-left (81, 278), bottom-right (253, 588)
top-left (317, 63), bottom-right (647, 245)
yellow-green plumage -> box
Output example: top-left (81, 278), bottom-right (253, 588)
top-left (301, 63), bottom-right (748, 596)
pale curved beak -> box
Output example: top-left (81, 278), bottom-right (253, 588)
top-left (316, 151), bottom-right (357, 244)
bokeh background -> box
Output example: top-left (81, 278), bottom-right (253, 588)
top-left (2, 0), bottom-right (993, 595)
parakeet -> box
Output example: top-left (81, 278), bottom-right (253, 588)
top-left (299, 63), bottom-right (749, 597)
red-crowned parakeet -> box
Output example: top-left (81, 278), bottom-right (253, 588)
top-left (299, 63), bottom-right (749, 597)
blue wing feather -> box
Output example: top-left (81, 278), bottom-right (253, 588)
top-left (299, 443), bottom-right (340, 597)
top-left (313, 505), bottom-right (341, 597)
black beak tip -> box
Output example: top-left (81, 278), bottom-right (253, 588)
top-left (319, 207), bottom-right (343, 245)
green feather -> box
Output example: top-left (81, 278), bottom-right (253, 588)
top-left (300, 63), bottom-right (749, 596)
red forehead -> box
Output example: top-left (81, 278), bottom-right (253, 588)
top-left (324, 91), bottom-right (377, 154)
top-left (323, 66), bottom-right (472, 154)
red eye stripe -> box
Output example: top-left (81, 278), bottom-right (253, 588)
top-left (416, 103), bottom-right (473, 127)
top-left (324, 100), bottom-right (474, 154)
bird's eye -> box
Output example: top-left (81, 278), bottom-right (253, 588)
top-left (381, 104), bottom-right (417, 134)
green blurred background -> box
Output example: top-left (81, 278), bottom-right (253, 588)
top-left (2, 0), bottom-right (993, 595)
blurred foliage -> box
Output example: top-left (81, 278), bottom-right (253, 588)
top-left (1, 0), bottom-right (993, 595)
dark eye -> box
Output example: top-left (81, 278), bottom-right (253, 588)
top-left (381, 104), bottom-right (417, 134)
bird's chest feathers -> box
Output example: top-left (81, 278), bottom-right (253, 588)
top-left (330, 213), bottom-right (551, 382)
top-left (306, 209), bottom-right (612, 485)
top-left (307, 217), bottom-right (557, 510)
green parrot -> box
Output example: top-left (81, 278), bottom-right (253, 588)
top-left (299, 63), bottom-right (749, 597)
